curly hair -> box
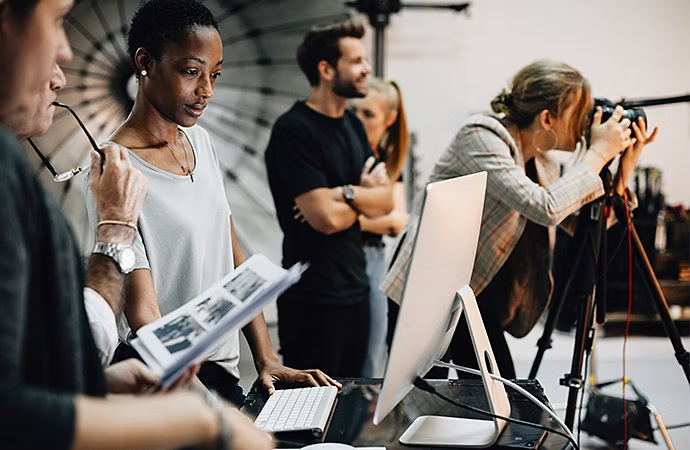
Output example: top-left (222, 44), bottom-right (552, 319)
top-left (128, 0), bottom-right (218, 71)
top-left (297, 20), bottom-right (365, 87)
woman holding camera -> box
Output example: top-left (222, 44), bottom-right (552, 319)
top-left (381, 59), bottom-right (658, 378)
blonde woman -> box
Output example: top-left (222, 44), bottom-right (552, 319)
top-left (381, 60), bottom-right (658, 379)
top-left (351, 77), bottom-right (409, 377)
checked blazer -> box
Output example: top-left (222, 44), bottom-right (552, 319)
top-left (380, 114), bottom-right (607, 337)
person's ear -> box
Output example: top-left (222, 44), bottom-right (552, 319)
top-left (134, 47), bottom-right (153, 77)
top-left (317, 60), bottom-right (335, 82)
top-left (384, 109), bottom-right (398, 128)
top-left (538, 109), bottom-right (555, 131)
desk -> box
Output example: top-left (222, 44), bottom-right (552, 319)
top-left (242, 378), bottom-right (572, 449)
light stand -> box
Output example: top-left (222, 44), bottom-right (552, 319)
top-left (345, 0), bottom-right (470, 76)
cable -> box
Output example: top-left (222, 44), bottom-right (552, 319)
top-left (412, 377), bottom-right (578, 450)
top-left (434, 361), bottom-right (578, 446)
top-left (656, 422), bottom-right (690, 431)
top-left (425, 361), bottom-right (580, 449)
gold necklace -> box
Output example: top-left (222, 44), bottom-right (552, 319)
top-left (141, 127), bottom-right (194, 182)
top-left (165, 131), bottom-right (194, 182)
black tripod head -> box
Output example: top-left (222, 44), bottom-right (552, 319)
top-left (345, 0), bottom-right (470, 75)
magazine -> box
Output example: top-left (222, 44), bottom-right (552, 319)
top-left (131, 254), bottom-right (307, 387)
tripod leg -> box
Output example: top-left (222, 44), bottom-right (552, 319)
top-left (562, 290), bottom-right (597, 430)
top-left (625, 215), bottom-right (690, 384)
top-left (529, 202), bottom-right (604, 379)
top-left (528, 240), bottom-right (587, 379)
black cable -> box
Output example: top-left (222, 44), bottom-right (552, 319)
top-left (413, 377), bottom-right (580, 449)
top-left (655, 422), bottom-right (690, 431)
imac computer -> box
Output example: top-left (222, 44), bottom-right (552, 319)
top-left (373, 171), bottom-right (511, 447)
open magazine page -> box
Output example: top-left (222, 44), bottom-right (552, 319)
top-left (131, 254), bottom-right (307, 387)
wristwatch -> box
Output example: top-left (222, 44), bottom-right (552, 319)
top-left (342, 184), bottom-right (356, 205)
top-left (93, 242), bottom-right (136, 274)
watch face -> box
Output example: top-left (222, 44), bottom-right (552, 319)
top-left (120, 247), bottom-right (136, 271)
top-left (343, 185), bottom-right (355, 202)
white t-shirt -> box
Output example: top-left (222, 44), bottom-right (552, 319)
top-left (86, 125), bottom-right (240, 378)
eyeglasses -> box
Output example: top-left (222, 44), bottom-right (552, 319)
top-left (27, 102), bottom-right (104, 182)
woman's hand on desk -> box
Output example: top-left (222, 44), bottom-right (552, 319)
top-left (256, 359), bottom-right (342, 395)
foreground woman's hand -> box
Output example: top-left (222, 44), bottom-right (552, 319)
top-left (105, 359), bottom-right (200, 394)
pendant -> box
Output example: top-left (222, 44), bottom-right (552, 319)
top-left (189, 172), bottom-right (194, 183)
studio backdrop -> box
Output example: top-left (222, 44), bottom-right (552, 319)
top-left (28, 0), bottom-right (351, 264)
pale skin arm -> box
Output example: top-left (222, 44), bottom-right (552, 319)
top-left (580, 107), bottom-right (658, 196)
top-left (72, 391), bottom-right (272, 450)
top-left (232, 218), bottom-right (341, 392)
top-left (295, 157), bottom-right (393, 235)
top-left (293, 187), bottom-right (359, 235)
top-left (615, 117), bottom-right (658, 195)
top-left (75, 358), bottom-right (270, 449)
top-left (348, 157), bottom-right (394, 218)
top-left (359, 181), bottom-right (407, 237)
top-left (85, 146), bottom-right (148, 319)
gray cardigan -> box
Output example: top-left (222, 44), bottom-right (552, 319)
top-left (0, 127), bottom-right (106, 449)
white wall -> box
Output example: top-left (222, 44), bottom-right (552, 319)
top-left (355, 0), bottom-right (690, 207)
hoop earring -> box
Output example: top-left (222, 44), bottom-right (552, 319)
top-left (140, 70), bottom-right (147, 77)
top-left (533, 129), bottom-right (557, 153)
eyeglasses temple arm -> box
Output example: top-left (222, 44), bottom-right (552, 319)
top-left (52, 102), bottom-right (105, 159)
top-left (27, 137), bottom-right (59, 178)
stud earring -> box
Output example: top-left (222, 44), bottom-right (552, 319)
top-left (140, 70), bottom-right (147, 77)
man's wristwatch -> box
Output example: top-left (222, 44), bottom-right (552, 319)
top-left (93, 242), bottom-right (136, 274)
top-left (342, 184), bottom-right (356, 205)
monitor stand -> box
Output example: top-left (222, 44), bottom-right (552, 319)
top-left (399, 285), bottom-right (511, 448)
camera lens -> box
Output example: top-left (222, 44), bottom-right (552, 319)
top-left (599, 105), bottom-right (647, 128)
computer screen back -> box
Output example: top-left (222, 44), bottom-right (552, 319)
top-left (373, 171), bottom-right (487, 424)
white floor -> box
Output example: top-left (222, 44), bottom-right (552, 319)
top-left (509, 324), bottom-right (690, 449)
top-left (238, 319), bottom-right (690, 449)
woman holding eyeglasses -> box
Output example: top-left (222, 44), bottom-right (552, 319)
top-left (84, 0), bottom-right (339, 405)
top-left (0, 0), bottom-right (273, 448)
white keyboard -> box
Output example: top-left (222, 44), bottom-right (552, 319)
top-left (254, 385), bottom-right (338, 436)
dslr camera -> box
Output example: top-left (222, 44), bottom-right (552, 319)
top-left (594, 97), bottom-right (647, 128)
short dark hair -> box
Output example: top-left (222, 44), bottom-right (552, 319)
top-left (5, 0), bottom-right (40, 22)
top-left (128, 0), bottom-right (218, 70)
top-left (297, 20), bottom-right (365, 87)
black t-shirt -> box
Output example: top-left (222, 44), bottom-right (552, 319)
top-left (265, 101), bottom-right (374, 306)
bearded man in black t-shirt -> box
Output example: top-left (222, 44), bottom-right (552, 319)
top-left (265, 20), bottom-right (393, 377)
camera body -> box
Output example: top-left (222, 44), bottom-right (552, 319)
top-left (595, 97), bottom-right (647, 127)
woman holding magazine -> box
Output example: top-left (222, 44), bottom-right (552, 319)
top-left (85, 0), bottom-right (338, 404)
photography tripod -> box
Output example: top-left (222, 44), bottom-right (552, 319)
top-left (528, 165), bottom-right (690, 431)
